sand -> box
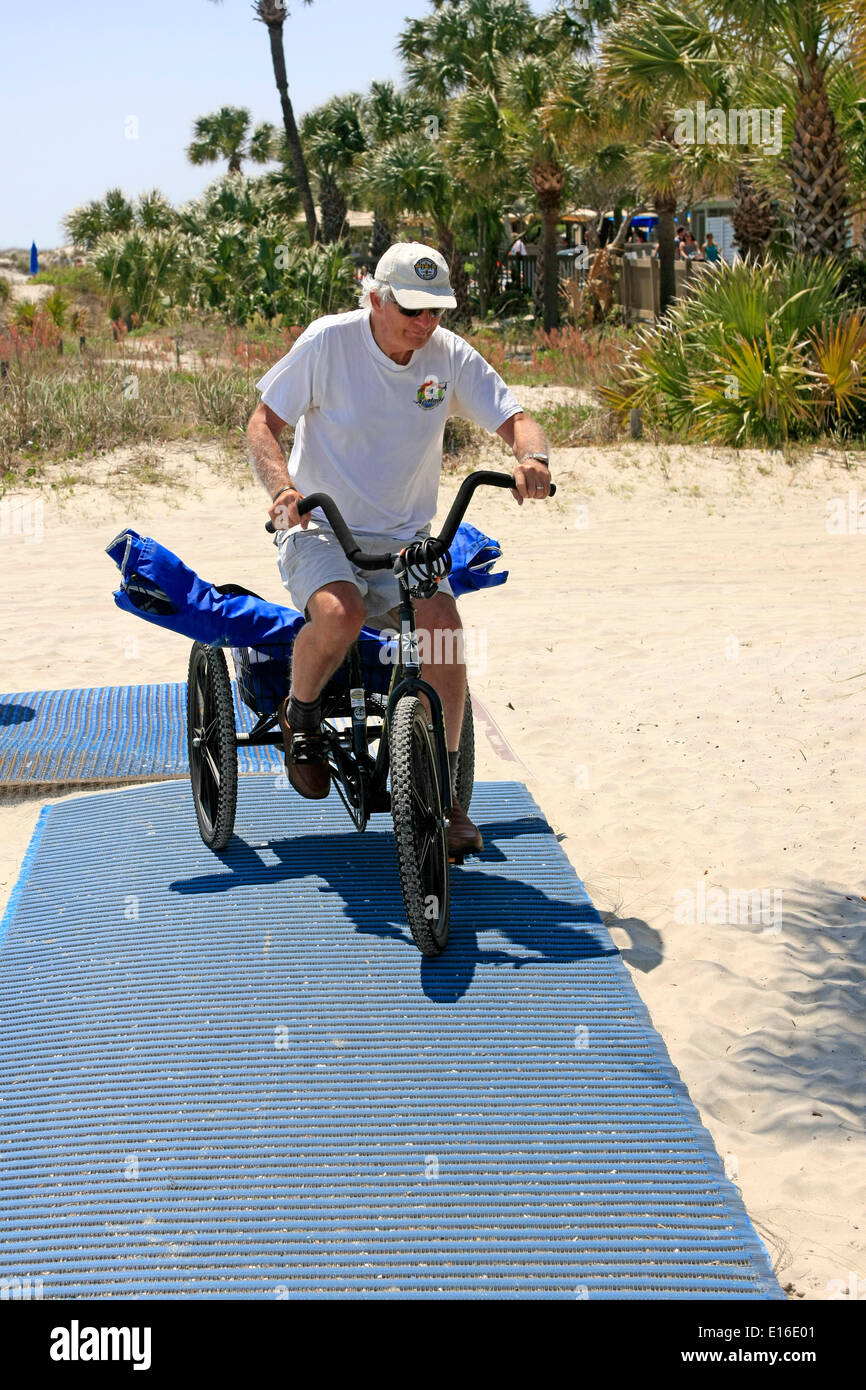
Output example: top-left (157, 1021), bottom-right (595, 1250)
top-left (1, 428), bottom-right (864, 1300)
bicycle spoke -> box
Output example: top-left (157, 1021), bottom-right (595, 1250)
top-left (202, 745), bottom-right (221, 789)
top-left (410, 782), bottom-right (431, 824)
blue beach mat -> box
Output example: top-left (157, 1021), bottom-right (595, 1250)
top-left (0, 683), bottom-right (281, 788)
top-left (0, 777), bottom-right (783, 1299)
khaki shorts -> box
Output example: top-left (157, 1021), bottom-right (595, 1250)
top-left (275, 522), bottom-right (454, 630)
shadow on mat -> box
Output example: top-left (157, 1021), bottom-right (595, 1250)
top-left (0, 702), bottom-right (37, 726)
top-left (170, 815), bottom-right (617, 1001)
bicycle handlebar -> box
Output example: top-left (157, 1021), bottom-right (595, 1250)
top-left (264, 469), bottom-right (557, 570)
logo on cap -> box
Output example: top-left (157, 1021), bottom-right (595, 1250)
top-left (414, 257), bottom-right (438, 281)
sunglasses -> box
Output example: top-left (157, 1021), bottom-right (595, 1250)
top-left (395, 303), bottom-right (445, 318)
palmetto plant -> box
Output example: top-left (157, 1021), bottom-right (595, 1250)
top-left (186, 105), bottom-right (278, 175)
top-left (10, 301), bottom-right (39, 332)
top-left (90, 228), bottom-right (184, 324)
top-left (42, 290), bottom-right (71, 353)
top-left (136, 190), bottom-right (178, 232)
top-left (271, 241), bottom-right (358, 322)
top-left (63, 188), bottom-right (176, 256)
top-left (810, 311), bottom-right (866, 421)
top-left (603, 255), bottom-right (852, 444)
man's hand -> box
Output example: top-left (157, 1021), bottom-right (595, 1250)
top-left (511, 460), bottom-right (552, 506)
top-left (496, 412), bottom-right (551, 504)
top-left (269, 486), bottom-right (308, 531)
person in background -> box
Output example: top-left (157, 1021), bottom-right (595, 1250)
top-left (510, 235), bottom-right (527, 257)
top-left (653, 226), bottom-right (687, 259)
top-left (681, 230), bottom-right (702, 260)
top-left (702, 232), bottom-right (721, 264)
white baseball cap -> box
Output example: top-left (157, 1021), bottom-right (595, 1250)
top-left (374, 241), bottom-right (457, 310)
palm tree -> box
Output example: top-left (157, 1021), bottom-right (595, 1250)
top-left (449, 47), bottom-right (591, 329)
top-left (398, 0), bottom-right (537, 100)
top-left (207, 0), bottom-right (318, 243)
top-left (356, 135), bottom-right (472, 321)
top-left (730, 169), bottom-right (777, 260)
top-left (301, 94), bottom-right (367, 243)
top-left (400, 0), bottom-right (610, 326)
top-left (601, 3), bottom-right (740, 312)
top-left (360, 81), bottom-right (432, 258)
top-left (709, 1), bottom-right (850, 258)
top-left (446, 87), bottom-right (515, 316)
top-left (186, 105), bottom-right (277, 175)
top-left (63, 188), bottom-right (135, 249)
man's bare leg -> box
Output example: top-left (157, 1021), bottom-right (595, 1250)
top-left (411, 591), bottom-right (466, 753)
top-left (279, 581), bottom-right (365, 799)
top-left (289, 581), bottom-right (366, 701)
top-left (380, 592), bottom-right (466, 752)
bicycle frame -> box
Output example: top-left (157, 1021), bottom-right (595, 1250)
top-left (365, 570), bottom-right (452, 820)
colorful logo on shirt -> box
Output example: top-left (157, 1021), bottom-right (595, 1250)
top-left (414, 257), bottom-right (438, 281)
top-left (416, 375), bottom-right (448, 408)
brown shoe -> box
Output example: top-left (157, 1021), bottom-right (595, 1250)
top-left (278, 696), bottom-right (330, 800)
top-left (447, 798), bottom-right (483, 860)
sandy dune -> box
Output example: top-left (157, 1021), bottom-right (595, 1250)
top-left (1, 432), bottom-right (864, 1300)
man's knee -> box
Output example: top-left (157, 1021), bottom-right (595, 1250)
top-left (417, 592), bottom-right (462, 633)
top-left (415, 593), bottom-right (465, 667)
top-left (305, 582), bottom-right (365, 647)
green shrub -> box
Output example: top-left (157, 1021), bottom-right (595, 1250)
top-left (603, 256), bottom-right (858, 446)
top-left (31, 265), bottom-right (102, 295)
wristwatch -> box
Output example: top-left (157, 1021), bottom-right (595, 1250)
top-left (518, 451), bottom-right (550, 467)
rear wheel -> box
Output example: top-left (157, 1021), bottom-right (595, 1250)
top-left (187, 642), bottom-right (238, 850)
top-left (453, 686), bottom-right (475, 811)
top-left (389, 695), bottom-right (450, 956)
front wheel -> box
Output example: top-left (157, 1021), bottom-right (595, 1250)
top-left (186, 642), bottom-right (238, 850)
top-left (389, 695), bottom-right (450, 956)
top-left (453, 686), bottom-right (475, 812)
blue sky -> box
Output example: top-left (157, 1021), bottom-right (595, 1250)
top-left (2, 0), bottom-right (549, 250)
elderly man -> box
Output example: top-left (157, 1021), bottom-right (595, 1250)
top-left (245, 240), bottom-right (551, 858)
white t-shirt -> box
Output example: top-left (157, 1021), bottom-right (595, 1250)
top-left (254, 308), bottom-right (522, 538)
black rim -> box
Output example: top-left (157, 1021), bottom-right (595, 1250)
top-left (190, 655), bottom-right (221, 834)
